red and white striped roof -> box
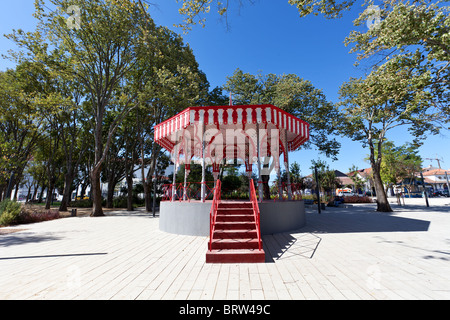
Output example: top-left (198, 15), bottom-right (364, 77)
top-left (154, 104), bottom-right (309, 158)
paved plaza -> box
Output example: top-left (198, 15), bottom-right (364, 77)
top-left (1, 197), bottom-right (449, 300)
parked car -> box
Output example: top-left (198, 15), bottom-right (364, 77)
top-left (338, 191), bottom-right (354, 197)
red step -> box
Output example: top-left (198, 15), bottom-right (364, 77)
top-left (209, 238), bottom-right (260, 250)
top-left (216, 213), bottom-right (254, 222)
top-left (217, 208), bottom-right (254, 215)
top-left (212, 229), bottom-right (257, 239)
top-left (214, 221), bottom-right (256, 230)
top-left (218, 202), bottom-right (252, 208)
top-left (206, 249), bottom-right (265, 263)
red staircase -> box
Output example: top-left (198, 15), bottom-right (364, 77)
top-left (206, 182), bottom-right (265, 263)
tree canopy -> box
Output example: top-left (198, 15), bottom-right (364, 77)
top-left (224, 68), bottom-right (341, 160)
top-left (1, 0), bottom-right (210, 214)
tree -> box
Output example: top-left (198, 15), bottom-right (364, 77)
top-left (5, 0), bottom-right (165, 216)
top-left (336, 0), bottom-right (447, 212)
top-left (0, 63), bottom-right (45, 200)
top-left (348, 164), bottom-right (365, 193)
top-left (7, 0), bottom-right (158, 216)
top-left (204, 86), bottom-right (230, 106)
top-left (310, 159), bottom-right (341, 198)
top-left (337, 55), bottom-right (439, 211)
top-left (289, 162), bottom-right (302, 184)
top-left (223, 69), bottom-right (341, 159)
top-left (134, 25), bottom-right (209, 211)
top-left (345, 0), bottom-right (449, 122)
top-left (376, 140), bottom-right (423, 195)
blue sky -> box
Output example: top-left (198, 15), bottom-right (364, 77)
top-left (1, 0), bottom-right (449, 175)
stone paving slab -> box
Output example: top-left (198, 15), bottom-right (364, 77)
top-left (0, 197), bottom-right (449, 300)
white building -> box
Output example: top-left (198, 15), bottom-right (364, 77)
top-left (422, 166), bottom-right (450, 193)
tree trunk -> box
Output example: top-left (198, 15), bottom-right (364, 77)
top-left (13, 182), bottom-right (20, 201)
top-left (38, 184), bottom-right (46, 203)
top-left (142, 143), bottom-right (158, 212)
top-left (31, 181), bottom-right (39, 202)
top-left (80, 182), bottom-right (88, 199)
top-left (90, 168), bottom-right (104, 216)
top-left (26, 184), bottom-right (32, 203)
top-left (372, 166), bottom-right (392, 212)
top-left (59, 173), bottom-right (74, 211)
top-left (261, 174), bottom-right (270, 200)
top-left (45, 179), bottom-right (55, 210)
top-left (124, 149), bottom-right (135, 211)
top-left (367, 129), bottom-right (393, 212)
top-left (145, 186), bottom-right (152, 211)
top-left (126, 174), bottom-right (134, 211)
top-left (106, 175), bottom-right (115, 208)
top-left (5, 172), bottom-right (15, 200)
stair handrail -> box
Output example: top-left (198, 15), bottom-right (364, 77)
top-left (249, 181), bottom-right (262, 251)
top-left (209, 180), bottom-right (222, 251)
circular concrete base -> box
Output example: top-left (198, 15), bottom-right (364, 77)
top-left (159, 200), bottom-right (306, 236)
top-left (259, 200), bottom-right (306, 235)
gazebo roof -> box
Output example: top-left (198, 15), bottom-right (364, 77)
top-left (154, 104), bottom-right (309, 163)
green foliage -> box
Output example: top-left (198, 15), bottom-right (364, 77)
top-left (288, 0), bottom-right (355, 18)
top-left (224, 68), bottom-right (340, 159)
top-left (0, 200), bottom-right (22, 226)
top-left (310, 159), bottom-right (341, 194)
top-left (289, 162), bottom-right (303, 184)
top-left (348, 164), bottom-right (365, 190)
top-left (376, 140), bottom-right (423, 186)
top-left (345, 0), bottom-right (449, 123)
top-left (112, 196), bottom-right (129, 208)
top-left (222, 175), bottom-right (242, 193)
top-left (175, 163), bottom-right (214, 184)
top-left (69, 199), bottom-right (93, 208)
top-left (3, 0), bottom-right (209, 215)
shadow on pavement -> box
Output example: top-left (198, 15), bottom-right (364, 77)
top-left (263, 203), bottom-right (432, 262)
top-left (0, 233), bottom-right (62, 248)
top-left (302, 204), bottom-right (431, 234)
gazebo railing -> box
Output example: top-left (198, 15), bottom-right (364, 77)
top-left (249, 180), bottom-right (262, 251)
top-left (162, 180), bottom-right (304, 202)
top-left (162, 181), bottom-right (215, 201)
top-left (209, 180), bottom-right (222, 251)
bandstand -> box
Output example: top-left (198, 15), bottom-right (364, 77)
top-left (154, 104), bottom-right (310, 263)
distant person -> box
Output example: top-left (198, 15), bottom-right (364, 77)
top-left (395, 189), bottom-right (402, 205)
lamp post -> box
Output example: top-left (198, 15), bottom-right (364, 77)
top-left (420, 172), bottom-right (429, 207)
top-left (445, 171), bottom-right (450, 197)
top-left (315, 166), bottom-right (321, 214)
top-left (152, 176), bottom-right (157, 217)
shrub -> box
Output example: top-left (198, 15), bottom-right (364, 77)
top-left (113, 196), bottom-right (128, 208)
top-left (69, 199), bottom-right (93, 207)
top-left (19, 206), bottom-right (60, 224)
top-left (112, 196), bottom-right (142, 208)
top-left (0, 200), bottom-right (22, 226)
top-left (343, 195), bottom-right (373, 203)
